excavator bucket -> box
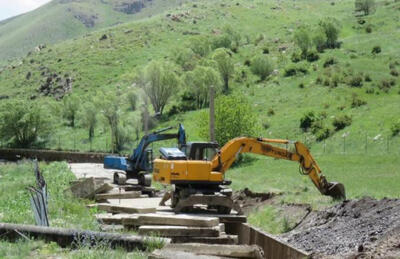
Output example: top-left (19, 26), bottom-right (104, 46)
top-left (326, 182), bottom-right (346, 200)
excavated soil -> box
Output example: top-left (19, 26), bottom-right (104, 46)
top-left (232, 188), bottom-right (276, 215)
top-left (279, 197), bottom-right (400, 258)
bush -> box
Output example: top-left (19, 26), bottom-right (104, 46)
top-left (126, 91), bottom-right (138, 111)
top-left (348, 74), bottom-right (363, 87)
top-left (365, 25), bottom-right (373, 33)
top-left (332, 115), bottom-right (352, 131)
top-left (313, 32), bottom-right (327, 53)
top-left (365, 74), bottom-right (372, 82)
top-left (371, 45), bottom-right (381, 54)
top-left (212, 34), bottom-right (232, 50)
top-left (291, 52), bottom-right (302, 63)
top-left (306, 50), bottom-right (319, 62)
top-left (391, 119), bottom-right (400, 136)
top-left (390, 69), bottom-right (399, 77)
top-left (319, 18), bottom-right (341, 49)
top-left (351, 93), bottom-right (367, 107)
top-left (0, 99), bottom-right (52, 147)
top-left (378, 79), bottom-right (395, 92)
top-left (267, 108), bottom-right (275, 116)
top-left (323, 57), bottom-right (337, 68)
top-left (300, 111), bottom-right (316, 132)
top-left (294, 27), bottom-right (312, 58)
top-left (250, 55), bottom-right (273, 80)
top-left (316, 127), bottom-right (332, 141)
top-left (355, 0), bottom-right (376, 16)
top-left (365, 87), bottom-right (375, 94)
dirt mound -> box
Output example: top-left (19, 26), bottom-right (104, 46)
top-left (280, 197), bottom-right (400, 257)
top-left (232, 188), bottom-right (276, 215)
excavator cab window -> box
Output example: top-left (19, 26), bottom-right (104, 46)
top-left (182, 142), bottom-right (219, 161)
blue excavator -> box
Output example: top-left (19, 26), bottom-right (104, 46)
top-left (104, 124), bottom-right (186, 186)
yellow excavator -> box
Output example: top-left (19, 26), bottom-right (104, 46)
top-left (153, 137), bottom-right (345, 214)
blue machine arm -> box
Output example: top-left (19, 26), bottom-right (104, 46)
top-left (104, 124), bottom-right (186, 175)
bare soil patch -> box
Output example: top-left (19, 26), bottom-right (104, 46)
top-left (279, 197), bottom-right (400, 258)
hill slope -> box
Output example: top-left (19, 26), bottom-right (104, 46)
top-left (0, 0), bottom-right (399, 153)
top-left (0, 0), bottom-right (190, 63)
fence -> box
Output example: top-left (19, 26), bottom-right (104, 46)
top-left (0, 131), bottom-right (399, 156)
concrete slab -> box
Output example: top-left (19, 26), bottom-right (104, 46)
top-left (95, 191), bottom-right (142, 200)
top-left (171, 235), bottom-right (238, 245)
top-left (96, 203), bottom-right (156, 214)
top-left (161, 243), bottom-right (263, 258)
top-left (131, 214), bottom-right (220, 227)
top-left (69, 163), bottom-right (116, 180)
top-left (139, 225), bottom-right (220, 237)
top-left (96, 213), bottom-right (138, 225)
top-left (150, 249), bottom-right (225, 259)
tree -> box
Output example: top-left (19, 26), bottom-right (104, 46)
top-left (198, 95), bottom-right (258, 146)
top-left (138, 61), bottom-right (180, 115)
top-left (250, 55), bottom-right (273, 81)
top-left (0, 99), bottom-right (52, 147)
top-left (355, 0), bottom-right (376, 15)
top-left (98, 92), bottom-right (131, 152)
top-left (126, 90), bottom-right (138, 111)
top-left (212, 48), bottom-right (234, 93)
top-left (63, 94), bottom-right (81, 127)
top-left (172, 47), bottom-right (197, 71)
top-left (313, 31), bottom-right (327, 53)
top-left (294, 27), bottom-right (312, 58)
top-left (79, 102), bottom-right (97, 142)
top-left (184, 66), bottom-right (221, 109)
top-left (188, 35), bottom-right (211, 57)
top-left (319, 18), bottom-right (341, 49)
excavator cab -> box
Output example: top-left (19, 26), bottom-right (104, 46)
top-left (181, 142), bottom-right (219, 161)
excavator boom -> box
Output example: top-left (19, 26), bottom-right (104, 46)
top-left (210, 137), bottom-right (345, 199)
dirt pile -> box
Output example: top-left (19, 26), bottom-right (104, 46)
top-left (232, 188), bottom-right (276, 215)
top-left (279, 197), bottom-right (400, 257)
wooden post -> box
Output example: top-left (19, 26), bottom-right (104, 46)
top-left (209, 86), bottom-right (215, 142)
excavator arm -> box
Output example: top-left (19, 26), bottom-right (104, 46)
top-left (211, 137), bottom-right (345, 199)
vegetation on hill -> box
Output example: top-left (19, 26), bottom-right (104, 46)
top-left (0, 0), bottom-right (399, 154)
top-left (0, 0), bottom-right (191, 63)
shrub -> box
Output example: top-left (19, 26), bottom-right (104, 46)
top-left (63, 94), bottom-right (81, 127)
top-left (319, 18), bottom-right (341, 49)
top-left (212, 34), bottom-right (232, 49)
top-left (365, 25), bottom-right (373, 33)
top-left (390, 69), bottom-right (399, 77)
top-left (316, 76), bottom-right (323, 84)
top-left (306, 50), bottom-right (319, 62)
top-left (365, 87), bottom-right (375, 94)
top-left (291, 52), bottom-right (302, 63)
top-left (364, 74), bottom-right (372, 82)
top-left (298, 83), bottom-right (305, 88)
top-left (262, 121), bottom-right (271, 130)
top-left (313, 32), bottom-right (327, 53)
top-left (355, 0), bottom-right (376, 16)
top-left (250, 55), bottom-right (273, 81)
top-left (348, 74), bottom-right (363, 87)
top-left (351, 93), bottom-right (367, 107)
top-left (126, 91), bottom-right (138, 111)
top-left (316, 127), bottom-right (332, 141)
top-left (390, 120), bottom-right (400, 136)
top-left (262, 47), bottom-right (269, 54)
top-left (0, 99), bottom-right (52, 147)
top-left (267, 108), bottom-right (275, 116)
top-left (332, 115), bottom-right (352, 131)
top-left (300, 111), bottom-right (316, 132)
top-left (378, 79), bottom-right (395, 92)
top-left (371, 45), bottom-right (381, 54)
top-left (294, 27), bottom-right (312, 58)
top-left (244, 59), bottom-right (251, 66)
top-left (323, 57), bottom-right (337, 68)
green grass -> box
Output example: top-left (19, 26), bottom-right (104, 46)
top-left (0, 0), bottom-right (192, 63)
top-left (0, 161), bottom-right (148, 257)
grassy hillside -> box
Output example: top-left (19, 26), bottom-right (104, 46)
top-left (0, 0), bottom-right (191, 64)
top-left (1, 0), bottom-right (399, 152)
